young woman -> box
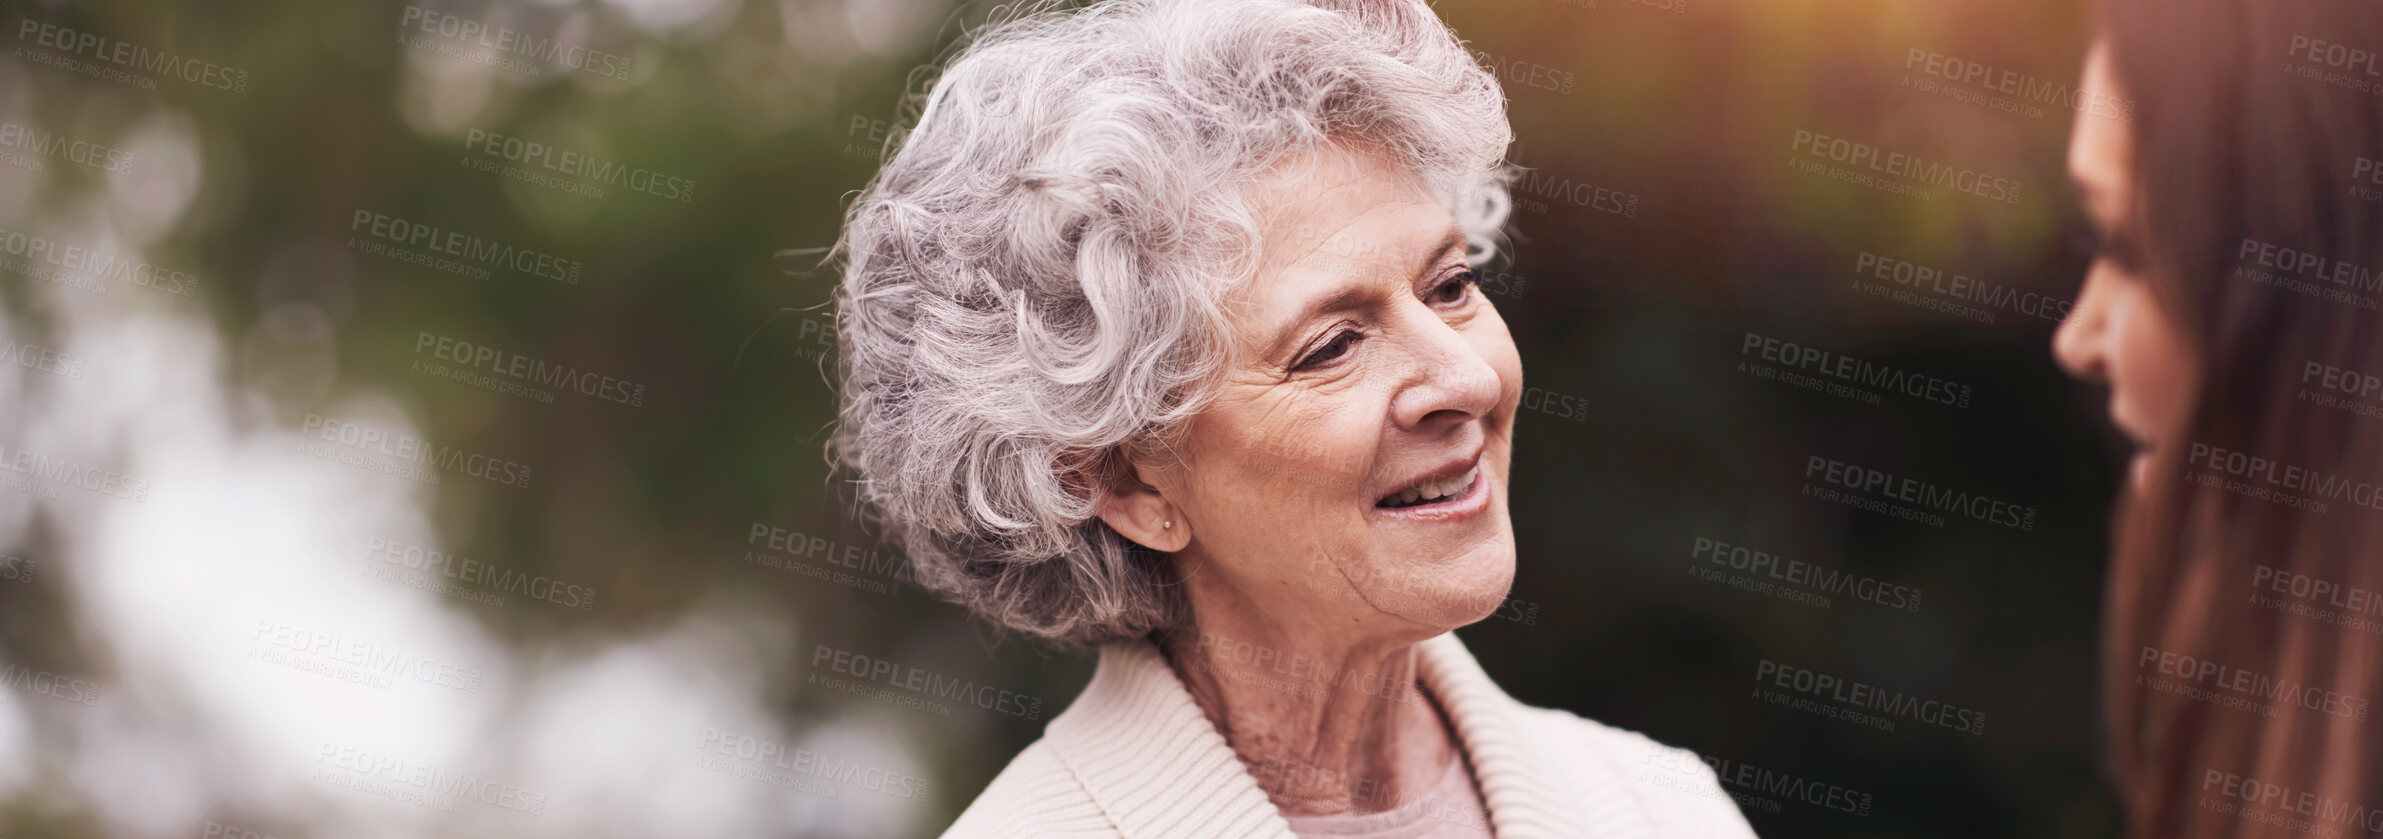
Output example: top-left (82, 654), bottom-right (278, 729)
top-left (2055, 0), bottom-right (2383, 835)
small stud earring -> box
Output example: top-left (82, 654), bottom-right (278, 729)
top-left (1163, 519), bottom-right (1173, 529)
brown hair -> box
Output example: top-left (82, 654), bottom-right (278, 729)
top-left (2094, 0), bottom-right (2383, 835)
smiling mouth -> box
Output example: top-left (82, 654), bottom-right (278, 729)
top-left (1377, 464), bottom-right (1481, 509)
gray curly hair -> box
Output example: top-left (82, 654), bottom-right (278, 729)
top-left (828, 0), bottom-right (1516, 646)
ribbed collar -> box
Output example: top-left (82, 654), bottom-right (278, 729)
top-left (1042, 631), bottom-right (1655, 839)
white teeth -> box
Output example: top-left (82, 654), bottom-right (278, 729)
top-left (1384, 465), bottom-right (1478, 507)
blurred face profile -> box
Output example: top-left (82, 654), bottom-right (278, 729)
top-left (2054, 41), bottom-right (2200, 488)
top-left (1149, 142), bottom-right (1523, 638)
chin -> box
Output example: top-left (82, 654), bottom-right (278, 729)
top-left (1366, 534), bottom-right (1518, 631)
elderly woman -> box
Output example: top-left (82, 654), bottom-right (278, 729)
top-left (830, 1), bottom-right (1756, 836)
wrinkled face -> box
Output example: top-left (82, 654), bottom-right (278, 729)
top-left (2054, 41), bottom-right (2200, 489)
top-left (1150, 142), bottom-right (1523, 639)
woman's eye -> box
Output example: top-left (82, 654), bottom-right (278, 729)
top-left (2067, 224), bottom-right (2104, 259)
top-left (1296, 330), bottom-right (1362, 370)
top-left (2070, 221), bottom-right (2142, 272)
top-left (1430, 270), bottom-right (1478, 305)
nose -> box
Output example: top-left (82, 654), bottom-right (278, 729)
top-left (1386, 305), bottom-right (1505, 432)
top-left (2053, 266), bottom-right (2113, 384)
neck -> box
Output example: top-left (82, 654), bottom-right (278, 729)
top-left (1157, 610), bottom-right (1459, 817)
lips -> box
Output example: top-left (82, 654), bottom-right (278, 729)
top-left (1377, 457), bottom-right (1483, 509)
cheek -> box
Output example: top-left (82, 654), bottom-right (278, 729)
top-left (2113, 286), bottom-right (2198, 439)
top-left (1180, 382), bottom-right (1374, 514)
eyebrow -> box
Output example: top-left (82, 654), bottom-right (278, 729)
top-left (1268, 225), bottom-right (1468, 358)
top-left (1417, 226), bottom-right (1467, 278)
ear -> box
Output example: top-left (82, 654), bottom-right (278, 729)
top-left (1089, 453), bottom-right (1190, 553)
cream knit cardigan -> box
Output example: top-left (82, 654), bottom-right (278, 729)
top-left (941, 631), bottom-right (1760, 838)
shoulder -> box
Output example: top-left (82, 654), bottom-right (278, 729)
top-left (1513, 705), bottom-right (1763, 838)
top-left (939, 739), bottom-right (1117, 839)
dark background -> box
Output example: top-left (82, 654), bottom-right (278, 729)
top-left (0, 0), bottom-right (2124, 835)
